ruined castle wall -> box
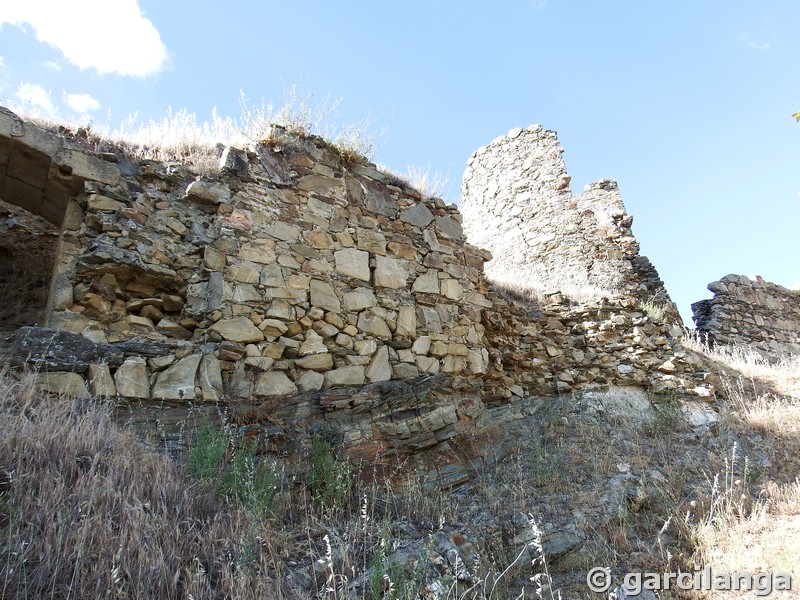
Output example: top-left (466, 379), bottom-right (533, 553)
top-left (3, 111), bottom-right (715, 485)
top-left (460, 126), bottom-right (674, 313)
top-left (692, 274), bottom-right (800, 355)
top-left (39, 126), bottom-right (493, 404)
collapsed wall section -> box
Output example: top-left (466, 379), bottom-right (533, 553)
top-left (460, 125), bottom-right (674, 314)
top-left (692, 274), bottom-right (800, 355)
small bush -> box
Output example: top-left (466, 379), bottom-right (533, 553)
top-left (309, 434), bottom-right (354, 512)
top-left (187, 417), bottom-right (280, 516)
top-left (637, 300), bottom-right (667, 323)
top-left (186, 415), bottom-right (229, 480)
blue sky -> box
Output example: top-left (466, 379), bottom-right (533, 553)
top-left (1, 1), bottom-right (799, 324)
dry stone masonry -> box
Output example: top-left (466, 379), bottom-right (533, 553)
top-left (460, 125), bottom-right (674, 315)
top-left (0, 108), bottom-right (722, 485)
top-left (28, 124), bottom-right (493, 402)
top-left (692, 274), bottom-right (800, 356)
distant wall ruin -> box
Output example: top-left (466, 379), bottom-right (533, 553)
top-left (692, 274), bottom-right (800, 356)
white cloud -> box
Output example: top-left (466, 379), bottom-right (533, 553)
top-left (739, 33), bottom-right (771, 51)
top-left (64, 92), bottom-right (100, 113)
top-left (15, 82), bottom-right (55, 113)
top-left (0, 1), bottom-right (169, 77)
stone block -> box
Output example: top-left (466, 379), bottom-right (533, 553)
top-left (31, 372), bottom-right (89, 398)
top-left (310, 278), bottom-right (341, 313)
top-left (324, 365), bottom-right (366, 387)
top-left (412, 270), bottom-right (440, 294)
top-left (209, 317), bottom-right (264, 343)
top-left (374, 256), bottom-right (407, 289)
top-left (343, 287), bottom-right (377, 311)
top-left (87, 363), bottom-right (116, 397)
top-left (334, 248), bottom-right (370, 281)
top-left (152, 354), bottom-right (202, 400)
top-left (255, 371), bottom-right (298, 397)
top-left (115, 356), bottom-right (151, 399)
top-left (199, 353), bottom-right (224, 401)
top-left (365, 345), bottom-right (392, 382)
top-left (399, 202), bottom-right (434, 228)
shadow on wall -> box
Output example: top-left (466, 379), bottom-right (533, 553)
top-left (0, 200), bottom-right (60, 332)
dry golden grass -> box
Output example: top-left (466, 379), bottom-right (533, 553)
top-left (486, 268), bottom-right (615, 306)
top-left (0, 371), bottom-right (294, 599)
top-left (680, 338), bottom-right (800, 598)
top-left (9, 87), bottom-right (385, 178)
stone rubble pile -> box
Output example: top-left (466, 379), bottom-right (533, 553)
top-left (482, 291), bottom-right (714, 401)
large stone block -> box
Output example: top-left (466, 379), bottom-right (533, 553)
top-left (254, 371), bottom-right (298, 397)
top-left (365, 345), bottom-right (392, 382)
top-left (152, 354), bottom-right (202, 400)
top-left (399, 202), bottom-right (434, 228)
top-left (334, 248), bottom-right (370, 281)
top-left (31, 371), bottom-right (89, 398)
top-left (310, 278), bottom-right (341, 313)
top-left (374, 256), bottom-right (407, 289)
top-left (324, 365), bottom-right (366, 387)
top-left (87, 364), bottom-right (116, 397)
top-left (115, 356), bottom-right (151, 399)
top-left (209, 317), bottom-right (264, 343)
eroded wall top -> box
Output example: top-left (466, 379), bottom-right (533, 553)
top-left (460, 125), bottom-right (674, 314)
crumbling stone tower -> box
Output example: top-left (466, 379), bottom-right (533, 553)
top-left (460, 125), bottom-right (674, 313)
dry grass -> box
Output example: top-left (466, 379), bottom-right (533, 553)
top-left (0, 369), bottom-right (543, 599)
top-left (678, 338), bottom-right (800, 597)
top-left (0, 371), bottom-right (297, 599)
top-left (683, 335), bottom-right (800, 398)
top-left (377, 163), bottom-right (452, 202)
top-left (487, 271), bottom-right (615, 306)
top-left (8, 86), bottom-right (385, 177)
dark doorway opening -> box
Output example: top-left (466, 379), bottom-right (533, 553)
top-left (0, 199), bottom-right (60, 335)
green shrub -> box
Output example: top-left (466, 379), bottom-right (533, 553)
top-left (186, 415), bottom-right (228, 480)
top-left (309, 434), bottom-right (353, 511)
top-left (187, 417), bottom-right (280, 516)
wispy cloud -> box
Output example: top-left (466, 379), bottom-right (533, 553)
top-left (531, 0), bottom-right (548, 10)
top-left (0, 1), bottom-right (169, 77)
top-left (0, 56), bottom-right (6, 70)
top-left (44, 61), bottom-right (61, 72)
top-left (64, 92), bottom-right (100, 113)
top-left (739, 19), bottom-right (776, 51)
top-left (16, 82), bottom-right (55, 114)
top-left (739, 33), bottom-right (771, 51)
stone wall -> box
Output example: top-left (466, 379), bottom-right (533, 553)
top-left (692, 274), bottom-right (800, 356)
top-left (1, 109), bottom-right (716, 485)
top-left (460, 125), bottom-right (675, 318)
top-left (28, 125), bottom-right (493, 403)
